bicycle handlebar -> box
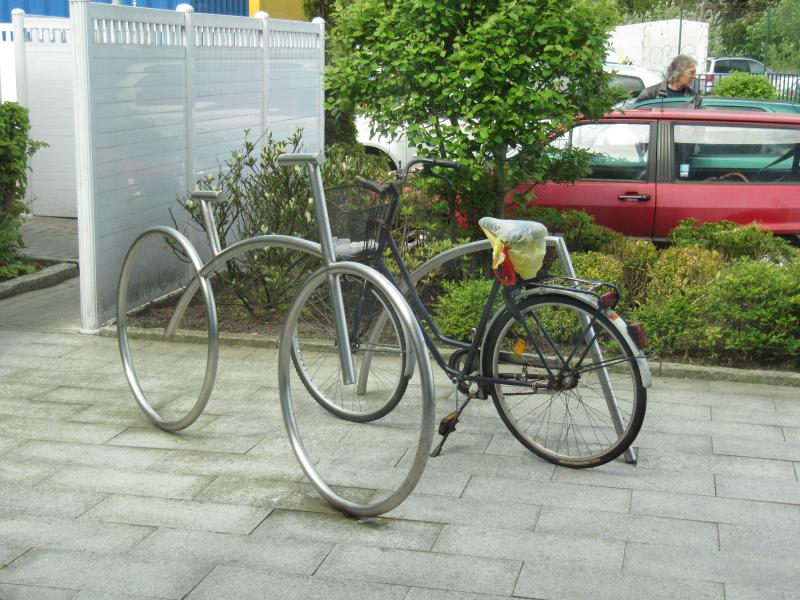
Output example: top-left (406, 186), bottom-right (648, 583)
top-left (355, 157), bottom-right (460, 195)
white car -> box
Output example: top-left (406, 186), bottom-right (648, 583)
top-left (357, 62), bottom-right (665, 168)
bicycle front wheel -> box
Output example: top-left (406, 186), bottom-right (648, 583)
top-left (482, 293), bottom-right (646, 467)
top-left (290, 270), bottom-right (410, 422)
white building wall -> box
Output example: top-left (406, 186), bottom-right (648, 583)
top-left (609, 19), bottom-right (709, 75)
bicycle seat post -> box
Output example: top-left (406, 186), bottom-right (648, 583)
top-left (277, 152), bottom-right (356, 386)
top-left (190, 190), bottom-right (225, 257)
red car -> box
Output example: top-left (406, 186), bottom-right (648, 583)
top-left (515, 109), bottom-right (800, 242)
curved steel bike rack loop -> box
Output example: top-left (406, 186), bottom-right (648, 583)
top-left (279, 261), bottom-right (436, 517)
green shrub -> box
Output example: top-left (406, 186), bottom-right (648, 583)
top-left (645, 245), bottom-right (724, 306)
top-left (702, 259), bottom-right (800, 364)
top-left (714, 72), bottom-right (778, 100)
top-left (432, 277), bottom-right (498, 341)
top-left (633, 284), bottom-right (709, 360)
top-left (512, 203), bottom-right (622, 252)
top-left (173, 130), bottom-right (390, 313)
top-left (602, 237), bottom-right (658, 307)
top-left (0, 102), bottom-right (46, 282)
top-left (669, 218), bottom-right (796, 262)
top-left (636, 258), bottom-right (800, 366)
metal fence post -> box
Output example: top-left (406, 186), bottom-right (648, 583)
top-left (177, 3), bottom-right (194, 190)
top-left (12, 8), bottom-right (27, 106)
top-left (257, 10), bottom-right (269, 138)
top-left (312, 16), bottom-right (325, 151)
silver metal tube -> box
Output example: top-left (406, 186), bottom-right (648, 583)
top-left (307, 161), bottom-right (356, 385)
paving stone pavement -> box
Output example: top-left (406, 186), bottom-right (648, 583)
top-left (1, 229), bottom-right (800, 598)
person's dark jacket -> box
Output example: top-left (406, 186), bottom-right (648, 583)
top-left (637, 81), bottom-right (700, 105)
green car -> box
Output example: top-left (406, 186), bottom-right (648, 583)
top-left (622, 96), bottom-right (800, 114)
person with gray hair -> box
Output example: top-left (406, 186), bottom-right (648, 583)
top-left (636, 55), bottom-right (701, 103)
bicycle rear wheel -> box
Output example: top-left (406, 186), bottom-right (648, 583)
top-left (482, 293), bottom-right (646, 467)
top-left (290, 270), bottom-right (410, 422)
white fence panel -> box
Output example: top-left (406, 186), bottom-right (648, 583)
top-left (68, 1), bottom-right (323, 330)
top-left (0, 25), bottom-right (15, 101)
top-left (267, 18), bottom-right (323, 152)
top-left (22, 17), bottom-right (75, 217)
top-left (191, 12), bottom-right (263, 180)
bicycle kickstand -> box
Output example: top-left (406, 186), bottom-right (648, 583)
top-left (430, 395), bottom-right (473, 458)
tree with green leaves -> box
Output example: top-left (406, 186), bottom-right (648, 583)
top-left (327, 0), bottom-right (622, 227)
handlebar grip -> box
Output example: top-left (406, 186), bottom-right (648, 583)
top-left (430, 159), bottom-right (460, 169)
top-left (355, 176), bottom-right (384, 195)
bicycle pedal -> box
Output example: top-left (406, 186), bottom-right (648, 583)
top-left (438, 412), bottom-right (459, 436)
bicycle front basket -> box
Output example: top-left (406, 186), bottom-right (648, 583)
top-left (324, 184), bottom-right (389, 262)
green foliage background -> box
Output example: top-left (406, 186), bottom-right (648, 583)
top-left (0, 102), bottom-right (46, 282)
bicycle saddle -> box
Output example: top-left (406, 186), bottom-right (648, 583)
top-left (478, 217), bottom-right (548, 280)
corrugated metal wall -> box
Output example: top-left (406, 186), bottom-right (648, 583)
top-left (1, 0), bottom-right (248, 22)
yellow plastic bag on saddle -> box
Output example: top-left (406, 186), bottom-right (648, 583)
top-left (478, 216), bottom-right (548, 283)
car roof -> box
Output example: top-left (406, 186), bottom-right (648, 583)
top-left (593, 109), bottom-right (800, 125)
top-left (628, 96), bottom-right (800, 114)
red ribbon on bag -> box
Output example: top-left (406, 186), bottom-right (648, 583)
top-left (492, 247), bottom-right (517, 286)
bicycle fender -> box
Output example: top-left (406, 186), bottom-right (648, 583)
top-left (481, 288), bottom-right (651, 388)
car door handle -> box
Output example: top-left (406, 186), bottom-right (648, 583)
top-left (617, 193), bottom-right (651, 202)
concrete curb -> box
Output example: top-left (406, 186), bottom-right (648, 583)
top-left (0, 262), bottom-right (78, 300)
top-left (101, 325), bottom-right (800, 387)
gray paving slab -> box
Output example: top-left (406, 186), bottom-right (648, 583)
top-left (623, 541), bottom-right (800, 589)
top-left (185, 564), bottom-right (409, 600)
top-left (635, 447), bottom-right (797, 479)
top-left (195, 476), bottom-right (374, 513)
top-left (251, 508), bottom-right (442, 550)
top-left (515, 563), bottom-right (724, 600)
top-left (463, 475), bottom-right (632, 513)
top-left (715, 473), bottom-right (800, 504)
top-left (0, 549), bottom-right (211, 598)
top-left (0, 583), bottom-right (78, 600)
top-left (432, 523), bottom-right (624, 570)
top-left (0, 459), bottom-right (58, 485)
top-left (37, 465), bottom-right (214, 500)
top-left (0, 513), bottom-right (153, 554)
top-left (724, 583), bottom-right (800, 600)
top-left (129, 528), bottom-right (331, 574)
top-left (630, 489), bottom-right (800, 528)
top-left (534, 505), bottom-right (719, 549)
top-left (80, 494), bottom-right (270, 534)
top-left (380, 491), bottom-right (542, 529)
top-left (552, 461), bottom-right (716, 495)
top-left (105, 427), bottom-right (263, 454)
top-left (719, 522), bottom-right (800, 554)
top-left (0, 487), bottom-right (106, 519)
top-left (316, 544), bottom-right (521, 596)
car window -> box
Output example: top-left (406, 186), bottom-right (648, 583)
top-left (747, 60), bottom-right (765, 74)
top-left (672, 123), bottom-right (800, 183)
top-left (611, 74), bottom-right (645, 98)
top-left (569, 122), bottom-right (650, 180)
top-left (714, 60), bottom-right (734, 73)
top-left (703, 105), bottom-right (766, 112)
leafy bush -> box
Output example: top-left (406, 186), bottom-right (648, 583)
top-left (432, 277), bottom-right (497, 342)
top-left (669, 219), bottom-right (796, 262)
top-left (0, 102), bottom-right (46, 281)
top-left (173, 130), bottom-right (389, 313)
top-left (510, 202), bottom-right (622, 252)
top-left (714, 72), bottom-right (778, 100)
top-left (644, 245), bottom-right (723, 305)
top-left (636, 257), bottom-right (800, 366)
top-left (602, 237), bottom-right (658, 307)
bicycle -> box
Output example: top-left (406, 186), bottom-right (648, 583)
top-left (288, 157), bottom-right (651, 468)
top-left (116, 152), bottom-right (436, 517)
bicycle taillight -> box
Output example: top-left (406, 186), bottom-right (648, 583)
top-left (600, 290), bottom-right (618, 309)
top-left (627, 322), bottom-right (647, 349)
